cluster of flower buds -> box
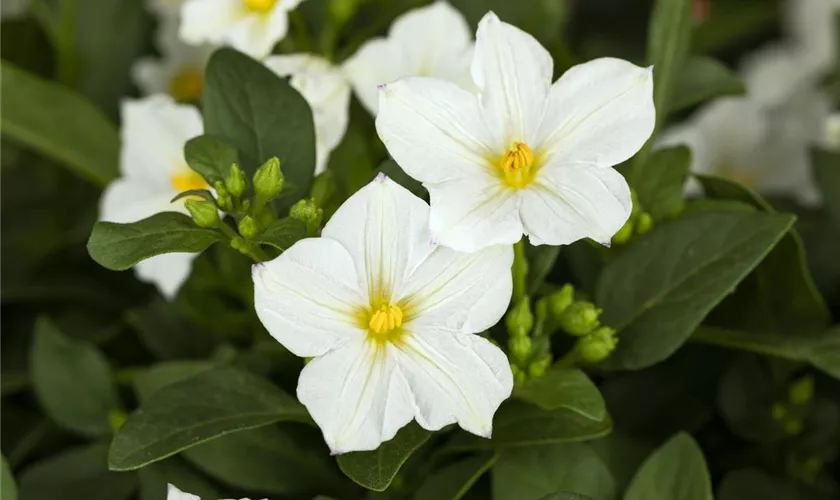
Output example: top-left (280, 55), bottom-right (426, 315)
top-left (771, 375), bottom-right (815, 436)
top-left (542, 284), bottom-right (619, 364)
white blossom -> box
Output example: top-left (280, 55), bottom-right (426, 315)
top-left (784, 0), bottom-right (840, 77)
top-left (167, 483), bottom-right (264, 500)
top-left (375, 12), bottom-right (654, 252)
top-left (100, 95), bottom-right (205, 299)
top-left (253, 175), bottom-right (514, 454)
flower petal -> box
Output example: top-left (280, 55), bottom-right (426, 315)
top-left (535, 58), bottom-right (654, 168)
top-left (100, 177), bottom-right (179, 224)
top-left (471, 11), bottom-right (553, 146)
top-left (397, 244), bottom-right (513, 333)
top-left (376, 77), bottom-right (494, 184)
top-left (521, 163), bottom-right (632, 246)
top-left (393, 328), bottom-right (512, 437)
top-left (180, 0), bottom-right (245, 46)
top-left (253, 238), bottom-right (367, 358)
top-left (427, 177), bottom-right (523, 253)
top-left (322, 176), bottom-right (436, 302)
top-left (343, 38), bottom-right (404, 114)
top-left (297, 339), bottom-right (414, 454)
top-left (136, 252), bottom-right (197, 300)
top-left (167, 484), bottom-right (200, 500)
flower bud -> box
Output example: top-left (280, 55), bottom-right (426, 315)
top-left (784, 418), bottom-right (802, 435)
top-left (771, 402), bottom-right (788, 421)
top-left (508, 335), bottom-right (532, 363)
top-left (253, 157), bottom-right (284, 200)
top-left (290, 198), bottom-right (323, 233)
top-left (238, 215), bottom-right (260, 239)
top-left (108, 409), bottom-right (127, 432)
top-left (505, 297), bottom-right (533, 338)
top-left (789, 376), bottom-right (814, 406)
top-left (612, 218), bottom-right (634, 245)
top-left (636, 212), bottom-right (653, 235)
top-left (214, 181), bottom-right (233, 212)
top-left (528, 353), bottom-right (552, 378)
top-left (576, 326), bottom-right (618, 363)
top-left (559, 301), bottom-right (602, 336)
top-left (225, 163), bottom-right (248, 197)
top-left (510, 363), bottom-right (527, 385)
top-left (547, 284), bottom-right (574, 318)
top-left (184, 199), bottom-right (220, 228)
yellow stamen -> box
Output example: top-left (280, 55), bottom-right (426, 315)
top-left (170, 69), bottom-right (204, 102)
top-left (499, 142), bottom-right (536, 189)
top-left (368, 304), bottom-right (404, 336)
top-left (171, 170), bottom-right (208, 193)
top-left (243, 0), bottom-right (277, 14)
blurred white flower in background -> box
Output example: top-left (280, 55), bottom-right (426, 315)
top-left (1, 0), bottom-right (28, 19)
top-left (376, 12), bottom-right (654, 252)
top-left (822, 113), bottom-right (840, 151)
top-left (265, 54), bottom-right (350, 174)
top-left (342, 1), bottom-right (475, 114)
top-left (100, 96), bottom-right (205, 299)
top-left (253, 176), bottom-right (513, 454)
top-left (784, 0), bottom-right (840, 77)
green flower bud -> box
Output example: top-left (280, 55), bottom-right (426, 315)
top-left (290, 198), bottom-right (323, 233)
top-left (225, 163), bottom-right (248, 197)
top-left (784, 418), bottom-right (802, 435)
top-left (505, 297), bottom-right (533, 338)
top-left (184, 199), bottom-right (220, 228)
top-left (576, 326), bottom-right (618, 363)
top-left (612, 218), bottom-right (634, 245)
top-left (528, 353), bottom-right (552, 378)
top-left (789, 376), bottom-right (814, 406)
top-left (238, 215), bottom-right (260, 239)
top-left (510, 363), bottom-right (527, 385)
top-left (771, 402), bottom-right (788, 421)
top-left (547, 284), bottom-right (574, 318)
top-left (559, 301), bottom-right (602, 336)
top-left (108, 409), bottom-right (127, 432)
top-left (508, 335), bottom-right (532, 363)
top-left (630, 189), bottom-right (641, 216)
top-left (253, 157), bottom-right (284, 200)
top-left (213, 180), bottom-right (229, 197)
top-left (636, 212), bottom-right (653, 235)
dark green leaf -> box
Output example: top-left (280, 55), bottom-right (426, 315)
top-left (812, 148), bottom-right (840, 228)
top-left (589, 431), bottom-right (656, 494)
top-left (413, 453), bottom-right (497, 500)
top-left (492, 444), bottom-right (615, 500)
top-left (376, 159), bottom-right (426, 199)
top-left (126, 299), bottom-right (217, 360)
top-left (625, 432), bottom-right (712, 500)
top-left (137, 457), bottom-right (221, 500)
top-left (203, 48), bottom-right (316, 207)
top-left (253, 217), bottom-right (308, 251)
top-left (597, 211), bottom-right (794, 370)
top-left (19, 443), bottom-right (136, 500)
top-left (0, 61), bottom-right (118, 186)
top-left (109, 366), bottom-right (309, 471)
top-left (337, 422), bottom-right (431, 492)
top-left (87, 213), bottom-right (225, 271)
top-left (30, 318), bottom-right (119, 437)
top-left (2, 455), bottom-right (17, 500)
top-left (717, 355), bottom-right (787, 442)
top-left (184, 135), bottom-right (239, 185)
top-left (671, 57), bottom-right (745, 112)
top-left (514, 367), bottom-right (605, 421)
top-left (132, 361), bottom-right (216, 403)
top-left (634, 146), bottom-right (691, 221)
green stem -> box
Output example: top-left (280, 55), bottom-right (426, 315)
top-left (512, 239), bottom-right (528, 304)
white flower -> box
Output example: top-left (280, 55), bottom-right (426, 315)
top-left (264, 54), bottom-right (350, 174)
top-left (823, 113), bottom-right (840, 151)
top-left (180, 0), bottom-right (305, 59)
top-left (1, 0), bottom-right (28, 19)
top-left (375, 12), bottom-right (654, 252)
top-left (252, 175), bottom-right (514, 454)
top-left (100, 95), bottom-right (205, 299)
top-left (342, 1), bottom-right (475, 114)
top-left (784, 0), bottom-right (840, 76)
top-left (167, 483), bottom-right (264, 500)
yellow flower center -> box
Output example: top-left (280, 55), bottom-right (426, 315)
top-left (243, 0), bottom-right (277, 13)
top-left (368, 304), bottom-right (404, 336)
top-left (171, 169), bottom-right (208, 193)
top-left (499, 142), bottom-right (536, 189)
top-left (170, 68), bottom-right (204, 102)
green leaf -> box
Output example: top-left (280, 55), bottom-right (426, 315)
top-left (18, 443), bottom-right (136, 500)
top-left (812, 148), bottom-right (840, 228)
top-left (671, 57), bottom-right (745, 112)
top-left (514, 367), bottom-right (605, 421)
top-left (538, 494), bottom-right (596, 500)
top-left (137, 457), bottom-right (221, 500)
top-left (203, 48), bottom-right (316, 206)
top-left (597, 210), bottom-right (794, 370)
top-left (413, 453), bottom-right (497, 500)
top-left (184, 425), bottom-right (344, 495)
top-left (633, 146), bottom-right (691, 221)
top-left (526, 243), bottom-right (561, 295)
top-left (337, 422), bottom-right (431, 492)
top-left (87, 212), bottom-right (225, 271)
top-left (493, 444), bottom-right (616, 500)
top-left (0, 61), bottom-right (118, 186)
top-left (109, 366), bottom-right (309, 471)
top-left (132, 361), bottom-right (216, 403)
top-left (184, 135), bottom-right (239, 185)
top-left (698, 175), bottom-right (830, 333)
top-left (624, 432), bottom-right (712, 500)
top-left (253, 217), bottom-right (308, 251)
top-left (716, 355), bottom-right (786, 442)
top-left (30, 318), bottom-right (119, 437)
top-left (2, 455), bottom-right (17, 500)
top-left (376, 159), bottom-right (426, 199)
top-left (126, 299), bottom-right (217, 360)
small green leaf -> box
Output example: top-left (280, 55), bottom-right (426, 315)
top-left (2, 455), bottom-right (17, 500)
top-left (132, 361), bottom-right (216, 403)
top-left (30, 318), bottom-right (119, 437)
top-left (493, 444), bottom-right (615, 500)
top-left (634, 146), bottom-right (691, 221)
top-left (203, 48), bottom-right (316, 207)
top-left (514, 367), bottom-right (605, 421)
top-left (597, 211), bottom-right (794, 370)
top-left (413, 453), bottom-right (497, 500)
top-left (19, 443), bottom-right (136, 500)
top-left (109, 366), bottom-right (309, 471)
top-left (87, 212), bottom-right (225, 271)
top-left (184, 135), bottom-right (239, 185)
top-left (812, 147), bottom-right (840, 228)
top-left (253, 217), bottom-right (308, 251)
top-left (126, 299), bottom-right (217, 361)
top-left (671, 57), bottom-right (745, 112)
top-left (337, 422), bottom-right (431, 492)
top-left (624, 432), bottom-right (712, 500)
top-left (0, 61), bottom-right (118, 186)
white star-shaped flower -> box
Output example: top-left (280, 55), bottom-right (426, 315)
top-left (342, 1), bottom-right (475, 115)
top-left (375, 11), bottom-right (655, 252)
top-left (180, 0), bottom-right (306, 59)
top-left (264, 54), bottom-right (350, 175)
top-left (253, 175), bottom-right (514, 454)
top-left (167, 483), bottom-right (264, 500)
top-left (100, 95), bottom-right (206, 299)
top-left (784, 0), bottom-right (840, 77)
